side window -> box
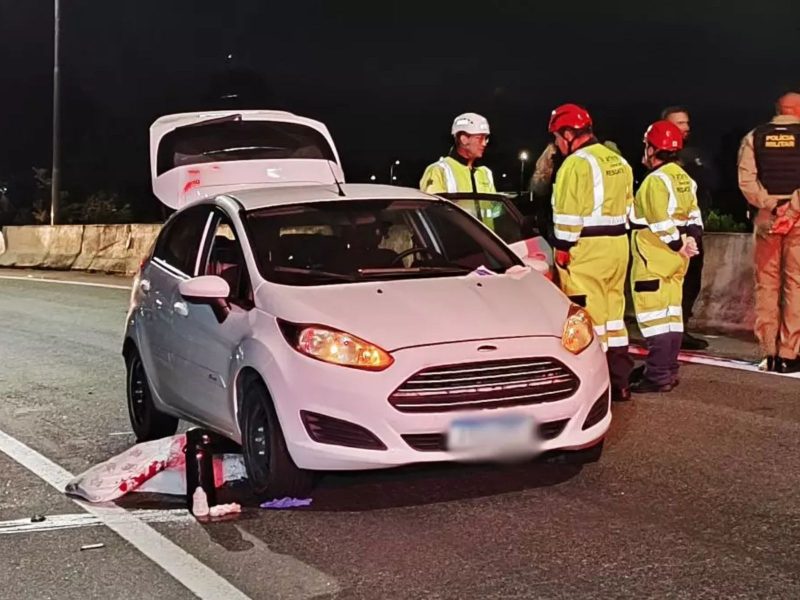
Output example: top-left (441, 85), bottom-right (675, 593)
top-left (455, 199), bottom-right (523, 244)
top-left (153, 205), bottom-right (212, 275)
top-left (423, 206), bottom-right (507, 270)
top-left (202, 213), bottom-right (253, 308)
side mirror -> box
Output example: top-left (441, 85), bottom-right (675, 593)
top-left (178, 276), bottom-right (231, 322)
top-left (521, 254), bottom-right (551, 276)
top-left (508, 240), bottom-right (528, 260)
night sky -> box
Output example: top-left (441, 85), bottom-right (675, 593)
top-left (1, 1), bottom-right (799, 213)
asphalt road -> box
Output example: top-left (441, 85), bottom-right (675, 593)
top-left (1, 269), bottom-right (799, 600)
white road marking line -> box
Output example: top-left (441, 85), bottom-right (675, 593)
top-left (0, 274), bottom-right (130, 290)
top-left (630, 346), bottom-right (800, 379)
top-left (0, 427), bottom-right (252, 600)
top-left (0, 508), bottom-right (194, 535)
top-left (108, 431), bottom-right (133, 436)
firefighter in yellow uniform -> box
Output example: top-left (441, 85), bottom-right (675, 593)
top-left (630, 120), bottom-right (702, 393)
top-left (420, 112), bottom-right (498, 229)
top-left (549, 104), bottom-right (634, 401)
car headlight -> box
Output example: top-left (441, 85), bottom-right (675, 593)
top-left (562, 304), bottom-right (594, 354)
top-left (278, 321), bottom-right (394, 371)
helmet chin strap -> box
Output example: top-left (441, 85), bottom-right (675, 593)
top-left (562, 130), bottom-right (592, 155)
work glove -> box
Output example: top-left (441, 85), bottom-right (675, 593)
top-left (555, 249), bottom-right (571, 268)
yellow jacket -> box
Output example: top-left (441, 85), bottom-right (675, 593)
top-left (632, 162), bottom-right (703, 249)
top-left (420, 155), bottom-right (496, 195)
top-left (551, 142), bottom-right (633, 250)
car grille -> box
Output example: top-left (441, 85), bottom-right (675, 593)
top-left (389, 357), bottom-right (580, 413)
top-left (402, 419), bottom-right (571, 452)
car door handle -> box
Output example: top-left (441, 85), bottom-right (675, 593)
top-left (139, 279), bottom-right (151, 294)
top-left (173, 301), bottom-right (189, 317)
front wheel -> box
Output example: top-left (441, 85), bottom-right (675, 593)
top-left (240, 378), bottom-right (315, 500)
top-left (125, 347), bottom-right (179, 442)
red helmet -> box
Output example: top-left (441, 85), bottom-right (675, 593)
top-left (548, 104), bottom-right (593, 133)
top-left (644, 120), bottom-right (684, 151)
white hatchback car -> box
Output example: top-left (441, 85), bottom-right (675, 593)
top-left (124, 182), bottom-right (611, 499)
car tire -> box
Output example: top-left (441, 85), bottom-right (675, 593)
top-left (125, 347), bottom-right (179, 442)
top-left (240, 377), bottom-right (315, 500)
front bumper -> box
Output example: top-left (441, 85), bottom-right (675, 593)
top-left (267, 335), bottom-right (610, 471)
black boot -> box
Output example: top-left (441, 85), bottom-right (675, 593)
top-left (631, 379), bottom-right (674, 394)
top-left (759, 356), bottom-right (777, 372)
top-left (611, 386), bottom-right (632, 402)
top-left (630, 364), bottom-right (645, 384)
top-left (777, 357), bottom-right (800, 374)
top-left (681, 332), bottom-right (709, 351)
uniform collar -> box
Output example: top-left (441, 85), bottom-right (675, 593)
top-left (449, 149), bottom-right (482, 168)
top-left (772, 115), bottom-right (800, 125)
top-left (649, 159), bottom-right (680, 174)
top-left (567, 136), bottom-right (599, 155)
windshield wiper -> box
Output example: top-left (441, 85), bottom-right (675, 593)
top-left (358, 266), bottom-right (473, 278)
top-left (271, 266), bottom-right (359, 282)
top-left (204, 146), bottom-right (284, 155)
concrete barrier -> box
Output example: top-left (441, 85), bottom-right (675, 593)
top-left (42, 224), bottom-right (84, 270)
top-left (0, 224), bottom-right (160, 275)
top-left (691, 232), bottom-right (755, 334)
top-left (0, 225), bottom-right (58, 268)
top-left (0, 224), bottom-right (760, 334)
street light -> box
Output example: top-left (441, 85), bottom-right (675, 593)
top-left (518, 150), bottom-right (530, 195)
top-left (51, 0), bottom-right (61, 225)
top-left (369, 174), bottom-right (377, 182)
top-left (389, 160), bottom-right (400, 185)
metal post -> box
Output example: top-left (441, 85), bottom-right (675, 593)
top-left (50, 0), bottom-right (61, 226)
top-left (517, 151), bottom-right (529, 198)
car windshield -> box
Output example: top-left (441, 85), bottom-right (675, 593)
top-left (244, 199), bottom-right (521, 286)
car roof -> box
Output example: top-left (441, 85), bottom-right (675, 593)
top-left (224, 184), bottom-right (442, 211)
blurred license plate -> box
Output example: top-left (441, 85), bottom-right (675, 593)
top-left (447, 415), bottom-right (534, 451)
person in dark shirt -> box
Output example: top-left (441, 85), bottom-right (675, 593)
top-left (661, 106), bottom-right (719, 350)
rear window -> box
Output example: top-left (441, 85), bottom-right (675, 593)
top-left (157, 116), bottom-right (336, 175)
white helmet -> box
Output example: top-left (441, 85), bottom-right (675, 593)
top-left (451, 112), bottom-right (490, 136)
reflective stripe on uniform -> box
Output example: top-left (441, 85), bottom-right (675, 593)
top-left (639, 321), bottom-right (684, 337)
top-left (637, 308), bottom-right (668, 322)
top-left (437, 160), bottom-right (457, 193)
top-left (652, 172), bottom-right (682, 244)
top-left (647, 219), bottom-right (679, 232)
top-left (607, 336), bottom-right (629, 347)
top-left (640, 323), bottom-right (670, 337)
top-left (606, 319), bottom-right (626, 331)
top-left (574, 149), bottom-right (605, 217)
top-left (593, 325), bottom-right (607, 336)
top-left (555, 229), bottom-right (581, 242)
top-left (554, 214), bottom-right (627, 227)
top-left (481, 166), bottom-right (494, 190)
top-left (636, 305), bottom-right (682, 324)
